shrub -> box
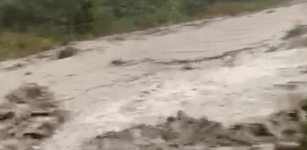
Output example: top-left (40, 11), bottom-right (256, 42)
top-left (0, 0), bottom-right (287, 61)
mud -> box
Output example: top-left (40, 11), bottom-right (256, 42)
top-left (55, 46), bottom-right (79, 60)
top-left (0, 83), bottom-right (68, 150)
top-left (82, 108), bottom-right (306, 150)
top-left (0, 2), bottom-right (305, 150)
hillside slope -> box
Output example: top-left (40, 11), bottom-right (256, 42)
top-left (0, 2), bottom-right (306, 150)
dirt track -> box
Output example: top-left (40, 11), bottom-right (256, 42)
top-left (0, 2), bottom-right (307, 150)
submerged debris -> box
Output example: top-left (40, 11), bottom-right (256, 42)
top-left (82, 102), bottom-right (307, 150)
top-left (0, 83), bottom-right (68, 150)
top-left (56, 46), bottom-right (79, 59)
top-left (110, 59), bottom-right (128, 66)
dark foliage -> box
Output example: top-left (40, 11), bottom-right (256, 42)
top-left (0, 0), bottom-right (284, 60)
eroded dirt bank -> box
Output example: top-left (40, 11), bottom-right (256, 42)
top-left (0, 2), bottom-right (306, 150)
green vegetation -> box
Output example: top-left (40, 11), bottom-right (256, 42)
top-left (0, 0), bottom-right (285, 61)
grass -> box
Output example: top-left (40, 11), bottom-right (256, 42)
top-left (0, 32), bottom-right (59, 61)
top-left (0, 0), bottom-right (288, 62)
top-left (205, 0), bottom-right (284, 16)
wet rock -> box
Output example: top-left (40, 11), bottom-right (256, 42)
top-left (83, 110), bottom-right (260, 150)
top-left (274, 142), bottom-right (299, 150)
top-left (0, 83), bottom-right (68, 150)
top-left (82, 107), bottom-right (307, 150)
top-left (0, 110), bottom-right (15, 121)
top-left (56, 46), bottom-right (78, 59)
top-left (24, 72), bottom-right (32, 76)
top-left (250, 144), bottom-right (275, 150)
